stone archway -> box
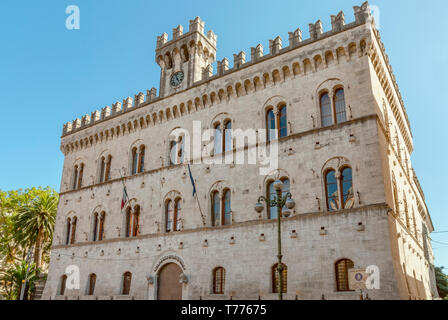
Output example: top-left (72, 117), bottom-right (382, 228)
top-left (157, 263), bottom-right (183, 300)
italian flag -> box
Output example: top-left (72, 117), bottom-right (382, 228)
top-left (121, 186), bottom-right (129, 211)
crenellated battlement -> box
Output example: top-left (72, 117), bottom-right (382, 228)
top-left (63, 2), bottom-right (378, 137)
top-left (62, 87), bottom-right (158, 135)
top-left (156, 16), bottom-right (217, 50)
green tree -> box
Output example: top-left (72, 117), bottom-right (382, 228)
top-left (12, 189), bottom-right (58, 271)
top-left (435, 266), bottom-right (448, 300)
top-left (0, 260), bottom-right (38, 300)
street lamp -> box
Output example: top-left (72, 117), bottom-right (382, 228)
top-left (254, 179), bottom-right (295, 300)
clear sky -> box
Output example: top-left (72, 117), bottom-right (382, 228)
top-left (1, 0), bottom-right (447, 267)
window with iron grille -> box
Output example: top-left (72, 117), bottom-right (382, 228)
top-left (272, 263), bottom-right (287, 293)
top-left (335, 259), bottom-right (354, 291)
top-left (213, 267), bottom-right (225, 294)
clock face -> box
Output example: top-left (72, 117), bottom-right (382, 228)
top-left (170, 71), bottom-right (184, 87)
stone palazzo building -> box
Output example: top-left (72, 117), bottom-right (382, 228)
top-left (43, 2), bottom-right (438, 300)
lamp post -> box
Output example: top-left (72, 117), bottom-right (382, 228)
top-left (255, 180), bottom-right (295, 300)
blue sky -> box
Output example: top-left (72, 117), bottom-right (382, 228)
top-left (0, 0), bottom-right (447, 267)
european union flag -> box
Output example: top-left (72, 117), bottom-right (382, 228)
top-left (187, 164), bottom-right (197, 196)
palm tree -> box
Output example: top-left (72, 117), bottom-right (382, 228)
top-left (13, 191), bottom-right (58, 272)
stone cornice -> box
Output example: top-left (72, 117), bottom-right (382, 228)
top-left (51, 202), bottom-right (389, 250)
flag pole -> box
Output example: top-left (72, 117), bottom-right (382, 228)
top-left (195, 192), bottom-right (206, 227)
top-left (186, 163), bottom-right (206, 226)
top-left (118, 168), bottom-right (129, 214)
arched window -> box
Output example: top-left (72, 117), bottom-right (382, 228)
top-left (77, 163), bottom-right (84, 189)
top-left (267, 109), bottom-right (276, 141)
top-left (65, 218), bottom-right (71, 245)
top-left (87, 273), bottom-right (96, 295)
top-left (73, 165), bottom-right (78, 190)
top-left (70, 217), bottom-right (77, 244)
top-left (122, 272), bottom-right (132, 295)
top-left (138, 145), bottom-right (145, 173)
top-left (272, 263), bottom-right (287, 293)
top-left (99, 157), bottom-right (106, 183)
top-left (325, 170), bottom-right (339, 211)
top-left (278, 105), bottom-right (287, 138)
top-left (92, 212), bottom-right (99, 241)
top-left (165, 200), bottom-right (173, 232)
top-left (131, 148), bottom-right (138, 175)
top-left (224, 121), bottom-right (232, 153)
top-left (214, 124), bottom-right (222, 155)
top-left (340, 167), bottom-right (354, 209)
top-left (105, 155), bottom-right (112, 181)
top-left (175, 199), bottom-right (182, 231)
top-left (170, 137), bottom-right (184, 165)
top-left (73, 163), bottom-right (84, 189)
top-left (266, 105), bottom-right (287, 141)
top-left (60, 275), bottom-right (67, 295)
top-left (320, 93), bottom-right (332, 127)
top-left (211, 191), bottom-right (220, 227)
top-left (165, 198), bottom-right (182, 232)
top-left (98, 212), bottom-right (105, 241)
top-left (211, 189), bottom-right (232, 226)
top-left (223, 189), bottom-right (231, 226)
top-left (213, 267), bottom-right (226, 294)
top-left (132, 206), bottom-right (140, 237)
top-left (320, 89), bottom-right (347, 127)
top-left (334, 88), bottom-right (346, 123)
top-left (267, 178), bottom-right (290, 219)
top-left (335, 259), bottom-right (354, 291)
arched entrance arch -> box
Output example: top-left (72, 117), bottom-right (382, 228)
top-left (157, 263), bottom-right (183, 300)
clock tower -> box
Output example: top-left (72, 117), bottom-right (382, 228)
top-left (156, 17), bottom-right (217, 98)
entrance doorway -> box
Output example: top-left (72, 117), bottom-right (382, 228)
top-left (157, 263), bottom-right (183, 300)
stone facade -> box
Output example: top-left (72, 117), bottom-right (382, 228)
top-left (43, 1), bottom-right (438, 300)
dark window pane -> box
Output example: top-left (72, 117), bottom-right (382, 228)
top-left (267, 110), bottom-right (276, 141)
top-left (224, 121), bottom-right (232, 152)
top-left (279, 106), bottom-right (287, 138)
top-left (166, 201), bottom-right (173, 232)
top-left (268, 182), bottom-right (278, 219)
top-left (175, 200), bottom-right (182, 231)
top-left (224, 190), bottom-right (231, 225)
top-left (326, 171), bottom-right (339, 211)
top-left (341, 167), bottom-right (354, 208)
top-left (212, 192), bottom-right (220, 226)
top-left (132, 149), bottom-right (138, 174)
top-left (320, 93), bottom-right (332, 127)
top-left (334, 89), bottom-right (347, 123)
